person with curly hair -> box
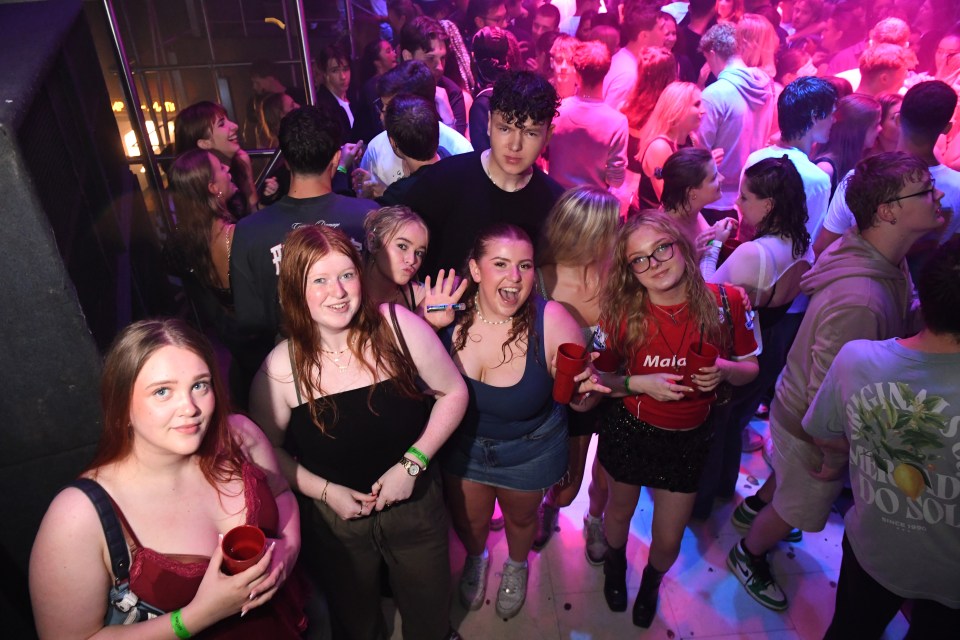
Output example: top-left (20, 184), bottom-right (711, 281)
top-left (400, 70), bottom-right (565, 275)
top-left (595, 210), bottom-right (759, 628)
top-left (436, 223), bottom-right (604, 619)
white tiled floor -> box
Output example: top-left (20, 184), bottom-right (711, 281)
top-left (386, 418), bottom-right (910, 639)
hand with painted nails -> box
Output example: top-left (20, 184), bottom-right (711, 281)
top-left (179, 540), bottom-right (280, 631)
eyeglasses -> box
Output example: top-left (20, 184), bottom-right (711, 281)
top-left (629, 243), bottom-right (675, 274)
top-left (882, 180), bottom-right (937, 204)
top-left (374, 97), bottom-right (384, 114)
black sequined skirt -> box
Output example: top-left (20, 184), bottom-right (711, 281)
top-left (597, 402), bottom-right (713, 493)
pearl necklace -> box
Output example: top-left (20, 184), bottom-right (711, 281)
top-left (320, 346), bottom-right (352, 372)
top-left (475, 292), bottom-right (512, 325)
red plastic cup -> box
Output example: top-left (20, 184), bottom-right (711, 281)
top-left (553, 343), bottom-right (588, 404)
top-left (221, 525), bottom-right (266, 575)
top-left (683, 342), bottom-right (719, 398)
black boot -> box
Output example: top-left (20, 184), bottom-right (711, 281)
top-left (632, 563), bottom-right (665, 628)
top-left (603, 544), bottom-right (628, 612)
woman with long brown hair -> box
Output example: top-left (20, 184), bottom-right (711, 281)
top-left (168, 148), bottom-right (270, 409)
top-left (595, 211), bottom-right (758, 628)
top-left (175, 101), bottom-right (276, 217)
top-left (251, 225), bottom-right (468, 639)
top-left (439, 223), bottom-right (604, 620)
top-left (30, 319), bottom-right (304, 639)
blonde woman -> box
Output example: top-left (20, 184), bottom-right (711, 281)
top-left (736, 13), bottom-right (780, 79)
top-left (633, 82), bottom-right (706, 211)
top-left (531, 187), bottom-right (620, 562)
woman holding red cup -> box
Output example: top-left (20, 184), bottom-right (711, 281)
top-left (30, 319), bottom-right (304, 639)
top-left (530, 186), bottom-right (621, 560)
top-left (594, 210), bottom-right (759, 628)
top-left (437, 223), bottom-right (606, 619)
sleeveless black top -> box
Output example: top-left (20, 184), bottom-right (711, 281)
top-left (283, 380), bottom-right (429, 493)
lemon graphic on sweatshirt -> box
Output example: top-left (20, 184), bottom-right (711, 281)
top-left (893, 463), bottom-right (925, 500)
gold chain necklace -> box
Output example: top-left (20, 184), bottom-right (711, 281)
top-left (320, 346), bottom-right (352, 372)
top-left (650, 302), bottom-right (689, 325)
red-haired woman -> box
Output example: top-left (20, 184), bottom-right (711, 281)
top-left (30, 319), bottom-right (304, 639)
top-left (251, 225), bottom-right (469, 639)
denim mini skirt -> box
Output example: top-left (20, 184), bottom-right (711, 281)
top-left (441, 403), bottom-right (569, 491)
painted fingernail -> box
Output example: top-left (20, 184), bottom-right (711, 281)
top-left (240, 609), bottom-right (248, 618)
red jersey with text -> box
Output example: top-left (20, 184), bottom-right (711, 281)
top-left (610, 284), bottom-right (759, 430)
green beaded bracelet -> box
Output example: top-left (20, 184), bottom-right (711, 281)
top-left (406, 446), bottom-right (430, 469)
top-left (171, 609), bottom-right (191, 639)
top-left (624, 375), bottom-right (632, 394)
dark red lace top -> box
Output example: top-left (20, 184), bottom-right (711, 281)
top-left (112, 462), bottom-right (307, 638)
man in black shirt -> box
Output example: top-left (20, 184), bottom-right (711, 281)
top-left (231, 105), bottom-right (376, 344)
top-left (401, 70), bottom-right (564, 274)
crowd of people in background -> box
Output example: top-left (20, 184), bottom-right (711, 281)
top-left (28, 1), bottom-right (960, 638)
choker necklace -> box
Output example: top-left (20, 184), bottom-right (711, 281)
top-left (475, 292), bottom-right (512, 325)
top-left (320, 346), bottom-right (352, 372)
top-left (651, 302), bottom-right (689, 325)
top-left (482, 150), bottom-right (531, 192)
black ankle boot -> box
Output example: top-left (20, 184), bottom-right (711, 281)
top-left (603, 544), bottom-right (628, 612)
top-left (632, 563), bottom-right (665, 628)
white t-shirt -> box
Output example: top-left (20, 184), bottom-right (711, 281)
top-left (360, 122), bottom-right (473, 187)
top-left (823, 164), bottom-right (960, 244)
top-left (744, 145), bottom-right (832, 239)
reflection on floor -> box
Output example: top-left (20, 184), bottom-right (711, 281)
top-left (387, 417), bottom-right (909, 639)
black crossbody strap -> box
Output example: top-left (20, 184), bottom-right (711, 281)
top-left (717, 284), bottom-right (735, 357)
top-left (69, 478), bottom-right (130, 587)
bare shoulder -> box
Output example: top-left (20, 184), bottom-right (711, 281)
top-left (228, 413), bottom-right (269, 447)
top-left (544, 299), bottom-right (577, 324)
top-left (261, 339), bottom-right (295, 380)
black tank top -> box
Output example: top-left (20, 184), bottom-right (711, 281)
top-left (283, 380), bottom-right (429, 493)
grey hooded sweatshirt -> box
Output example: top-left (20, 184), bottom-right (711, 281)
top-left (699, 65), bottom-right (777, 210)
top-left (772, 229), bottom-right (921, 441)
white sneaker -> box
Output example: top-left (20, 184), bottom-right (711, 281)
top-left (583, 514), bottom-right (607, 565)
top-left (495, 562), bottom-right (528, 619)
top-left (459, 551), bottom-right (489, 611)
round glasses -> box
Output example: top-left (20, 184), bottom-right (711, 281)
top-left (629, 242), bottom-right (676, 274)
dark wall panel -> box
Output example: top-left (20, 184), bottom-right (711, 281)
top-left (0, 1), bottom-right (169, 633)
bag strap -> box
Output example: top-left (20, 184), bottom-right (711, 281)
top-left (717, 284), bottom-right (735, 358)
top-left (69, 478), bottom-right (130, 588)
top-left (287, 340), bottom-right (303, 406)
top-left (389, 302), bottom-right (414, 363)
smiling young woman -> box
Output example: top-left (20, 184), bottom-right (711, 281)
top-left (436, 223), bottom-right (605, 620)
top-left (175, 101), bottom-right (271, 217)
top-left (250, 225), bottom-right (468, 639)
